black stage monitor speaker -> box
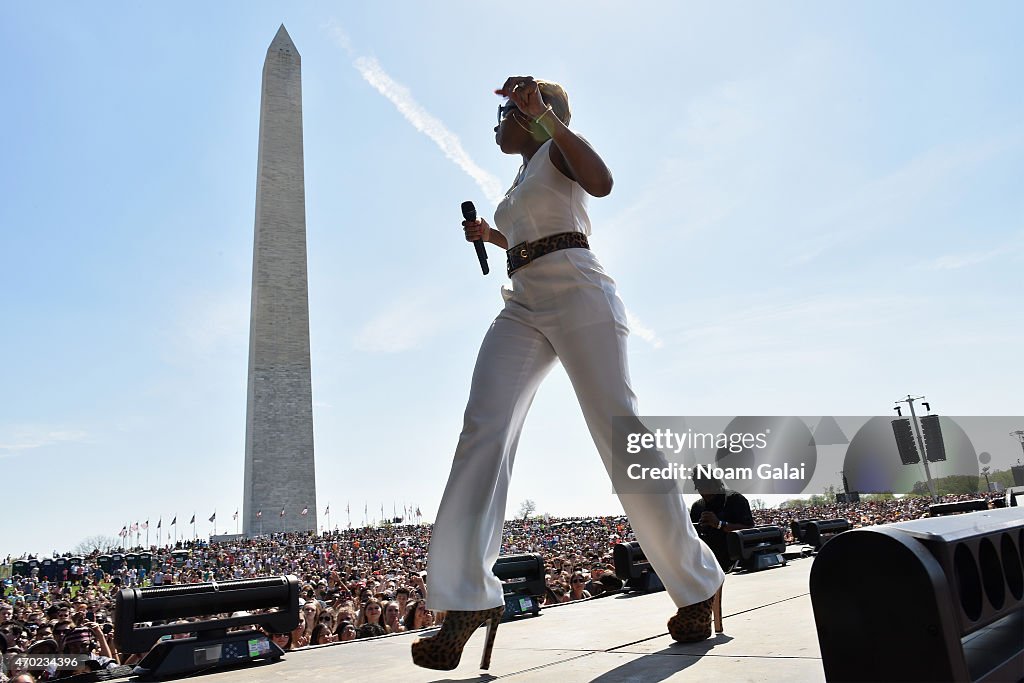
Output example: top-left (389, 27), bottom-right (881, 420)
top-left (805, 519), bottom-right (851, 550)
top-left (929, 499), bottom-right (989, 517)
top-left (613, 541), bottom-right (664, 593)
top-left (892, 418), bottom-right (921, 464)
top-left (114, 575), bottom-right (299, 679)
top-left (492, 553), bottom-right (544, 619)
top-left (726, 526), bottom-right (787, 572)
top-left (810, 508), bottom-right (1024, 682)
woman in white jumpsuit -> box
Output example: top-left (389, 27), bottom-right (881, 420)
top-left (412, 77), bottom-right (724, 672)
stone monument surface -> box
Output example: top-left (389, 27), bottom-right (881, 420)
top-left (242, 25), bottom-right (317, 535)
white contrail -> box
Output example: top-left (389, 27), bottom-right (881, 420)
top-left (626, 309), bottom-right (664, 349)
top-left (326, 22), bottom-right (504, 205)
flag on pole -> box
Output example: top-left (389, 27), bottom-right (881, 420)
top-left (233, 510), bottom-right (238, 520)
top-left (301, 507), bottom-right (308, 516)
top-left (171, 516), bottom-right (177, 525)
top-left (189, 514), bottom-right (195, 524)
top-left (257, 510), bottom-right (262, 518)
top-left (131, 522), bottom-right (139, 533)
top-left (157, 518), bottom-right (162, 529)
top-left (142, 520), bottom-right (149, 530)
top-left (209, 512), bottom-right (216, 523)
top-left (324, 505), bottom-right (330, 515)
top-left (119, 526), bottom-right (127, 537)
top-left (280, 508), bottom-right (285, 517)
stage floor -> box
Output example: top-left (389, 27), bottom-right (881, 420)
top-left (200, 553), bottom-right (825, 683)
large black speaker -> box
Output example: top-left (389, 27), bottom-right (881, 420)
top-left (492, 553), bottom-right (544, 619)
top-left (612, 541), bottom-right (664, 593)
top-left (891, 418), bottom-right (920, 464)
top-left (920, 414), bottom-right (947, 462)
top-left (1012, 466), bottom-right (1024, 487)
top-left (810, 508), bottom-right (1024, 682)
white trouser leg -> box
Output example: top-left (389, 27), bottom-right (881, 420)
top-left (426, 313), bottom-right (557, 612)
top-left (551, 319), bottom-right (725, 607)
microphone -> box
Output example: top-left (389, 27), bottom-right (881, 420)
top-left (461, 200), bottom-right (489, 275)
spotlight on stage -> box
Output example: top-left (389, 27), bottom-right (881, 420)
top-left (929, 499), bottom-right (989, 517)
top-left (613, 541), bottom-right (664, 593)
top-left (810, 508), bottom-right (1024, 682)
top-left (726, 526), bottom-right (787, 572)
top-left (805, 519), bottom-right (851, 551)
top-left (114, 575), bottom-right (300, 679)
top-left (492, 554), bottom-right (545, 620)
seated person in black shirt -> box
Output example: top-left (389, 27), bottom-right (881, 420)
top-left (689, 471), bottom-right (754, 571)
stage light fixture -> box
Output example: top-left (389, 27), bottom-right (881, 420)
top-left (726, 526), bottom-right (787, 572)
top-left (805, 519), bottom-right (851, 550)
top-left (613, 541), bottom-right (664, 593)
top-left (492, 554), bottom-right (545, 620)
top-left (114, 574), bottom-right (300, 679)
top-left (929, 499), bottom-right (989, 517)
top-left (810, 508), bottom-right (1024, 682)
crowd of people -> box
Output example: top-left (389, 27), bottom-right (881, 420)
top-left (0, 492), bottom-right (1004, 680)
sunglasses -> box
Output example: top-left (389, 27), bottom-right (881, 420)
top-left (497, 101), bottom-right (525, 125)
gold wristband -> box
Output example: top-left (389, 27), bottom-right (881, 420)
top-left (535, 105), bottom-right (555, 124)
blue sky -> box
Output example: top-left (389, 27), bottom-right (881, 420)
top-left (2, 2), bottom-right (1022, 558)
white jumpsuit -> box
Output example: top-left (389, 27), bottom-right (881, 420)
top-left (426, 140), bottom-right (724, 611)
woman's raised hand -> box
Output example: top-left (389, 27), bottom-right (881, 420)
top-left (495, 76), bottom-right (546, 119)
top-left (462, 217), bottom-right (492, 244)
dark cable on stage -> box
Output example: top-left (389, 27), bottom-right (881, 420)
top-left (462, 200), bottom-right (489, 275)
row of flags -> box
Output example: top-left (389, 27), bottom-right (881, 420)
top-left (116, 504), bottom-right (425, 536)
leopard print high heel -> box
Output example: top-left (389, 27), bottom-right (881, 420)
top-left (410, 606), bottom-right (505, 671)
top-left (668, 583), bottom-right (723, 642)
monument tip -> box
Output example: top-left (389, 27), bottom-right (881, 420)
top-left (269, 24), bottom-right (298, 55)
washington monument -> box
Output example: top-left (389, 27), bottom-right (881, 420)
top-left (242, 25), bottom-right (317, 535)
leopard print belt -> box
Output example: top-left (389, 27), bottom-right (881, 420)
top-left (506, 231), bottom-right (590, 277)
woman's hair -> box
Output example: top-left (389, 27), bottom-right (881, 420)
top-left (309, 622), bottom-right (332, 645)
top-left (300, 600), bottom-right (321, 632)
top-left (270, 630), bottom-right (293, 650)
top-left (358, 598), bottom-right (382, 626)
top-left (382, 601), bottom-right (402, 627)
top-left (537, 80), bottom-right (571, 126)
top-left (403, 599), bottom-right (428, 630)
